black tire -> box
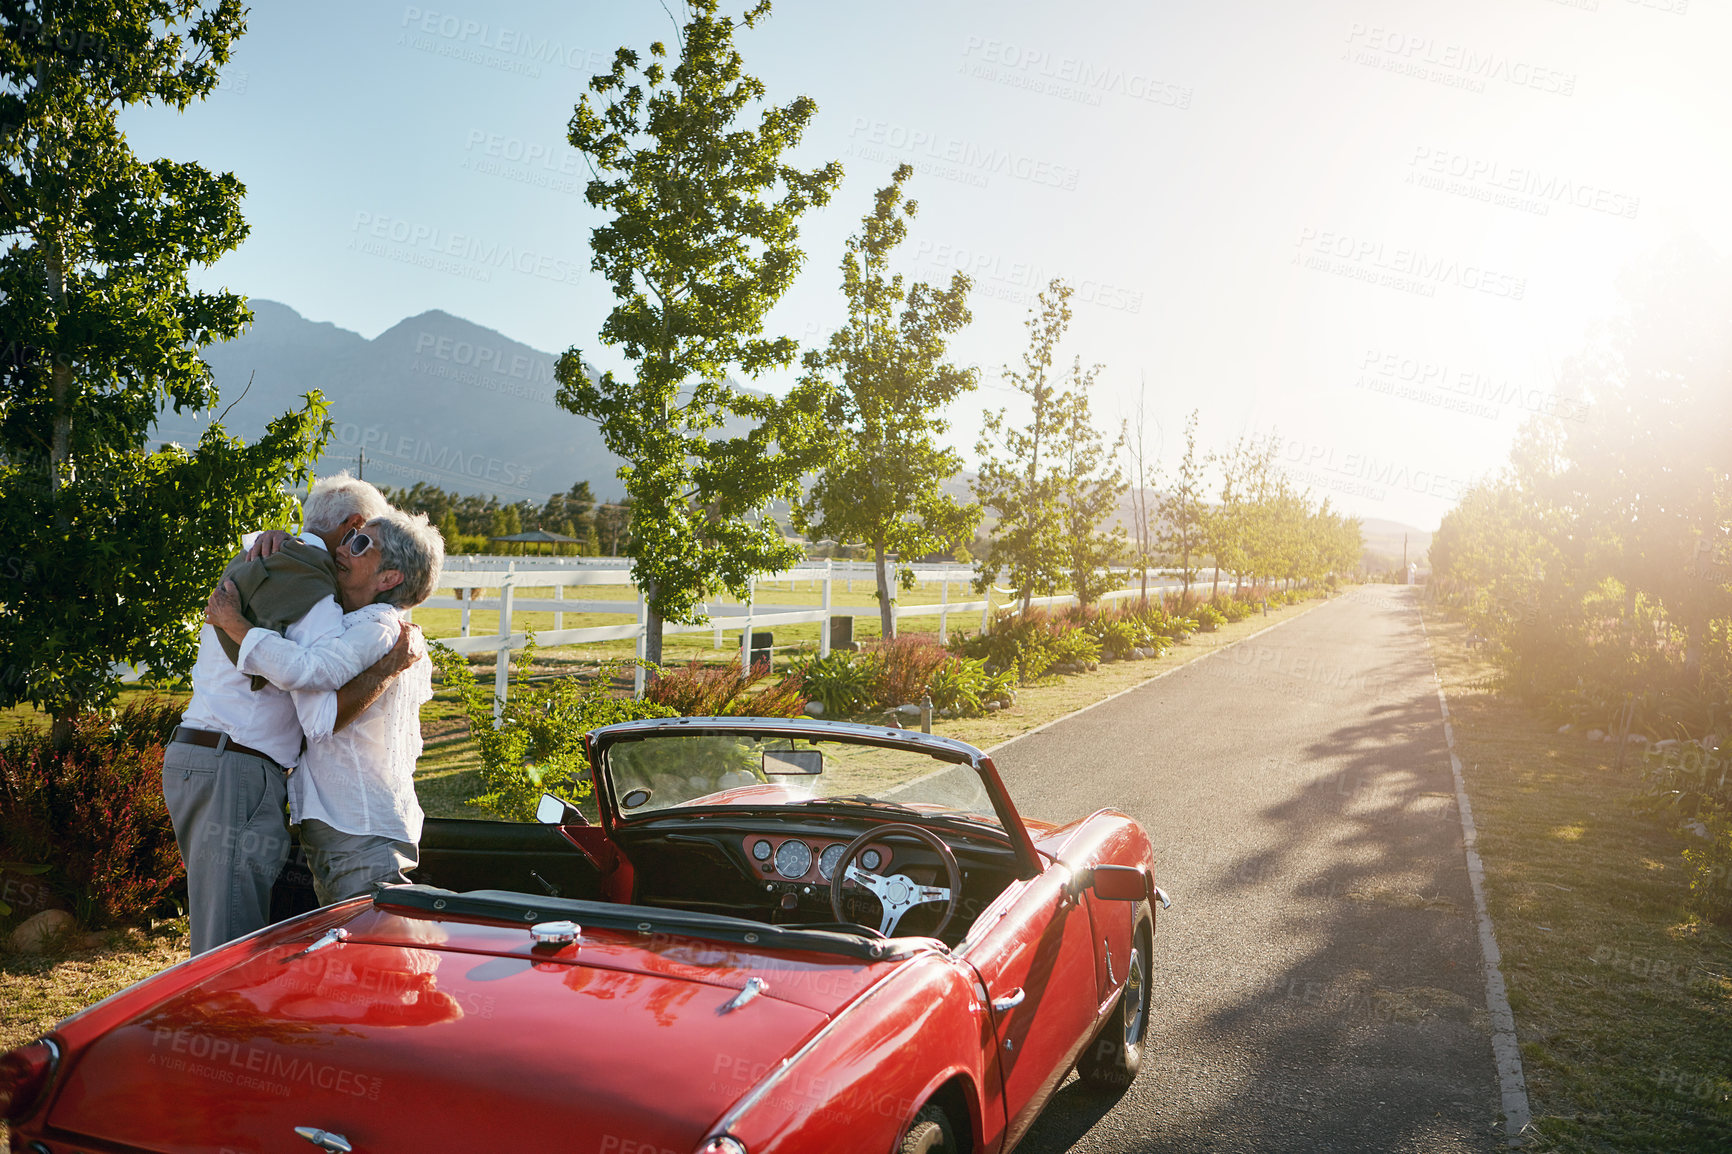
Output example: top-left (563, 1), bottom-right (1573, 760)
top-left (1076, 909), bottom-right (1152, 1092)
top-left (900, 1103), bottom-right (957, 1154)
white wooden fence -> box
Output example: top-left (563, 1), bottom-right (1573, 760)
top-left (413, 559), bottom-right (1204, 711)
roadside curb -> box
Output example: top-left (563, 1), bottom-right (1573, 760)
top-left (1418, 608), bottom-right (1533, 1146)
top-left (986, 597), bottom-right (1329, 756)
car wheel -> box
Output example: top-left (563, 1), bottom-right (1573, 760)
top-left (1076, 909), bottom-right (1152, 1092)
top-left (900, 1103), bottom-right (956, 1154)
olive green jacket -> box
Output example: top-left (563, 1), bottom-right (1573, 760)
top-left (214, 538), bottom-right (340, 690)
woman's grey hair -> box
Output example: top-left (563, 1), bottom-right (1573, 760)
top-left (368, 509), bottom-right (445, 608)
top-left (303, 472), bottom-right (390, 536)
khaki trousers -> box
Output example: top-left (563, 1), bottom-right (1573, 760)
top-left (161, 740), bottom-right (290, 955)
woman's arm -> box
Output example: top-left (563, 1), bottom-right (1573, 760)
top-left (235, 606), bottom-right (397, 692)
top-left (294, 622), bottom-right (422, 739)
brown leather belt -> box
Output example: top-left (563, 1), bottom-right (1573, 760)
top-left (171, 726), bottom-right (280, 767)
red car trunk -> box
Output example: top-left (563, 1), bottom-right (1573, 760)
top-left (43, 907), bottom-right (893, 1154)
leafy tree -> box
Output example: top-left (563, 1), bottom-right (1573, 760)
top-left (793, 165), bottom-right (979, 639)
top-left (1315, 500), bottom-right (1364, 582)
top-left (0, 1), bottom-right (327, 733)
top-left (1260, 475), bottom-right (1308, 590)
top-left (1054, 358), bottom-right (1125, 608)
top-left (556, 0), bottom-right (840, 663)
top-left (539, 480), bottom-right (596, 539)
top-left (1433, 245), bottom-right (1732, 720)
top-left (1155, 409), bottom-right (1207, 597)
top-left (489, 501), bottom-right (523, 545)
top-left (1202, 436), bottom-right (1270, 597)
top-left (975, 279), bottom-right (1073, 614)
top-left (1552, 248), bottom-right (1732, 674)
top-left (596, 499), bottom-right (634, 557)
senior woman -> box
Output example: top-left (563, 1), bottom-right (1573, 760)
top-left (206, 508), bottom-right (446, 904)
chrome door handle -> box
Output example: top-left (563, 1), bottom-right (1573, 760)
top-left (992, 988), bottom-right (1026, 1013)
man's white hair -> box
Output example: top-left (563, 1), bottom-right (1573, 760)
top-left (303, 472), bottom-right (390, 536)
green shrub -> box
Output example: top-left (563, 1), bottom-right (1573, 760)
top-left (1051, 630), bottom-right (1100, 666)
top-left (927, 657), bottom-right (990, 715)
top-left (432, 640), bottom-right (673, 821)
top-left (1214, 596), bottom-right (1254, 623)
top-left (794, 651), bottom-right (880, 717)
top-left (1634, 740), bottom-right (1732, 822)
top-left (0, 698), bottom-right (186, 929)
top-left (1095, 620), bottom-right (1138, 659)
top-left (954, 615), bottom-right (1058, 684)
top-left (1683, 817), bottom-right (1732, 925)
top-left (1194, 604), bottom-right (1227, 632)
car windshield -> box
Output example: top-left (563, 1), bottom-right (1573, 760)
top-left (602, 732), bottom-right (1002, 828)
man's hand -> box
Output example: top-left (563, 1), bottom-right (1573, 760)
top-left (204, 580), bottom-right (253, 643)
top-left (381, 620), bottom-right (423, 674)
top-left (245, 529), bottom-right (292, 560)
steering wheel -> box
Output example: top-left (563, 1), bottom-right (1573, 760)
top-left (828, 823), bottom-right (962, 938)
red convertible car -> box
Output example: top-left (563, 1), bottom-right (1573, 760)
top-left (1, 718), bottom-right (1168, 1154)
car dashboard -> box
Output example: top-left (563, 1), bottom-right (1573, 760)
top-left (614, 812), bottom-right (1022, 942)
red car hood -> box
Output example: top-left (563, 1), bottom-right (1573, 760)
top-left (47, 906), bottom-right (897, 1153)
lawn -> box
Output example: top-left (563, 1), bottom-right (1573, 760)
top-left (1422, 607), bottom-right (1732, 1151)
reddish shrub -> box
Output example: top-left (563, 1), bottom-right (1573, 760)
top-left (871, 636), bottom-right (952, 707)
top-left (744, 671), bottom-right (810, 719)
top-left (0, 698), bottom-right (186, 929)
top-left (644, 662), bottom-right (809, 718)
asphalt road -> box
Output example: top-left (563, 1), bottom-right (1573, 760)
top-left (998, 586), bottom-right (1503, 1154)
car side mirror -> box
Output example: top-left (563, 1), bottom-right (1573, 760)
top-left (1090, 865), bottom-right (1151, 902)
top-left (536, 793), bottom-right (586, 826)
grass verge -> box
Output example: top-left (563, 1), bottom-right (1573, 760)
top-left (1423, 606), bottom-right (1732, 1151)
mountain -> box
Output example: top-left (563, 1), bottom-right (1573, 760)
top-left (153, 301), bottom-right (623, 501)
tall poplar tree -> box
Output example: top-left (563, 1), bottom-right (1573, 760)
top-left (974, 279), bottom-right (1073, 614)
top-left (0, 1), bottom-right (327, 732)
top-left (1054, 358), bottom-right (1125, 608)
top-left (1155, 410), bottom-right (1207, 597)
top-left (793, 164), bottom-right (979, 640)
top-left (555, 0), bottom-right (840, 663)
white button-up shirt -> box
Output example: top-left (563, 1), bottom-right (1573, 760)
top-left (179, 532), bottom-right (344, 768)
top-left (237, 603), bottom-right (431, 844)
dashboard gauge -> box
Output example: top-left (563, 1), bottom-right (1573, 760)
top-left (751, 838), bottom-right (773, 862)
top-left (774, 839), bottom-right (813, 879)
top-left (818, 844), bottom-right (845, 881)
top-left (859, 848), bottom-right (883, 871)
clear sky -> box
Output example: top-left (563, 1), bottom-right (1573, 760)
top-left (124, 0), bottom-right (1731, 530)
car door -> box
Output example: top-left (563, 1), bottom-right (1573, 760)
top-left (963, 866), bottom-right (1103, 1149)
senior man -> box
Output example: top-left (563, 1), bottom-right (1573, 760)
top-left (206, 509), bottom-right (445, 904)
top-left (165, 474), bottom-right (416, 954)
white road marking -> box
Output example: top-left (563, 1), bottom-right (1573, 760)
top-left (1419, 609), bottom-right (1533, 1144)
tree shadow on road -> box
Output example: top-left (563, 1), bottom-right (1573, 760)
top-left (1018, 596), bottom-right (1504, 1153)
